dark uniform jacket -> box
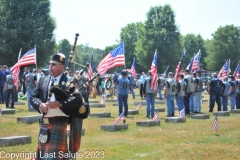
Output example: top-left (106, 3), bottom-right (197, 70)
top-left (30, 74), bottom-right (83, 117)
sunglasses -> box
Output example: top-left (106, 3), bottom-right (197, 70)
top-left (49, 62), bottom-right (62, 66)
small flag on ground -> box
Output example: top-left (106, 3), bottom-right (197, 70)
top-left (113, 112), bottom-right (124, 125)
top-left (152, 112), bottom-right (159, 122)
top-left (136, 102), bottom-right (142, 110)
top-left (212, 115), bottom-right (218, 132)
top-left (100, 95), bottom-right (105, 104)
top-left (179, 108), bottom-right (185, 119)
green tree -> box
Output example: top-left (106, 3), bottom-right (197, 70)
top-left (135, 4), bottom-right (182, 73)
top-left (183, 34), bottom-right (207, 69)
top-left (0, 0), bottom-right (56, 67)
top-left (205, 25), bottom-right (240, 71)
top-left (119, 22), bottom-right (144, 72)
top-left (56, 39), bottom-right (72, 68)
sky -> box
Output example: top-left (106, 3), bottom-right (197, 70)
top-left (50, 0), bottom-right (240, 49)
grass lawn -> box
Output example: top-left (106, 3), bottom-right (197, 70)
top-left (0, 90), bottom-right (240, 160)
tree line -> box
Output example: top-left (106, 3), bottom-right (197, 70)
top-left (1, 1), bottom-right (240, 75)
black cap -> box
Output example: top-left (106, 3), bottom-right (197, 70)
top-left (122, 70), bottom-right (127, 76)
top-left (229, 75), bottom-right (235, 79)
top-left (51, 53), bottom-right (65, 65)
top-left (184, 69), bottom-right (190, 72)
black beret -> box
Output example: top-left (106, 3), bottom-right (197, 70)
top-left (51, 53), bottom-right (65, 65)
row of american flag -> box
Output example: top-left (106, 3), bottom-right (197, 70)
top-left (113, 106), bottom-right (218, 133)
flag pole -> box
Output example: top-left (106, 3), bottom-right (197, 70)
top-left (35, 45), bottom-right (37, 73)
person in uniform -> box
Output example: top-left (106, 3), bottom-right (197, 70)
top-left (176, 74), bottom-right (186, 111)
top-left (236, 74), bottom-right (240, 109)
top-left (25, 67), bottom-right (37, 110)
top-left (164, 72), bottom-right (176, 117)
top-left (128, 71), bottom-right (135, 99)
top-left (208, 72), bottom-right (224, 112)
top-left (4, 71), bottom-right (16, 108)
top-left (183, 69), bottom-right (194, 114)
top-left (144, 70), bottom-right (157, 118)
top-left (30, 53), bottom-right (84, 159)
top-left (193, 71), bottom-right (203, 113)
top-left (229, 75), bottom-right (237, 110)
top-left (117, 70), bottom-right (130, 117)
top-left (222, 76), bottom-right (230, 111)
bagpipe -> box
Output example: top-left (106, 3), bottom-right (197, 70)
top-left (47, 33), bottom-right (100, 119)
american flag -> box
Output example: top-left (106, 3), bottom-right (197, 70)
top-left (174, 51), bottom-right (185, 80)
top-left (10, 48), bottom-right (21, 88)
top-left (11, 48), bottom-right (36, 71)
top-left (179, 108), bottom-right (185, 119)
top-left (152, 112), bottom-right (159, 122)
top-left (212, 114), bottom-right (218, 132)
top-left (97, 43), bottom-right (125, 76)
top-left (150, 50), bottom-right (158, 91)
top-left (162, 66), bottom-right (169, 78)
top-left (192, 50), bottom-right (201, 71)
top-left (185, 56), bottom-right (194, 72)
top-left (113, 112), bottom-right (125, 125)
top-left (233, 62), bottom-right (240, 79)
top-left (218, 59), bottom-right (231, 79)
top-left (100, 95), bottom-right (105, 104)
top-left (130, 57), bottom-right (136, 78)
top-left (136, 102), bottom-right (142, 110)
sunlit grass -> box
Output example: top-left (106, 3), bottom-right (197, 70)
top-left (1, 91), bottom-right (240, 159)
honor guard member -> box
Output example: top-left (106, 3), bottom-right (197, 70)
top-left (208, 72), bottom-right (224, 112)
top-left (144, 70), bottom-right (157, 118)
top-left (22, 67), bottom-right (28, 95)
top-left (25, 67), bottom-right (37, 110)
top-left (4, 71), bottom-right (16, 108)
top-left (30, 53), bottom-right (84, 159)
top-left (176, 74), bottom-right (186, 111)
top-left (117, 70), bottom-right (130, 117)
top-left (0, 65), bottom-right (5, 104)
top-left (236, 74), bottom-right (240, 109)
top-left (157, 74), bottom-right (164, 100)
top-left (164, 72), bottom-right (176, 117)
top-left (128, 71), bottom-right (135, 99)
top-left (78, 72), bottom-right (89, 103)
top-left (193, 71), bottom-right (203, 113)
top-left (183, 69), bottom-right (194, 114)
top-left (229, 75), bottom-right (237, 110)
top-left (140, 72), bottom-right (146, 98)
top-left (222, 76), bottom-right (230, 111)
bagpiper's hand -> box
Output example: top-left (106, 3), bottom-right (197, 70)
top-left (39, 103), bottom-right (48, 113)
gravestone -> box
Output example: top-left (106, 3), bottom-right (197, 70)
top-left (154, 108), bottom-right (165, 112)
top-left (133, 101), bottom-right (165, 105)
top-left (17, 115), bottom-right (41, 124)
top-left (67, 128), bottom-right (85, 137)
top-left (112, 103), bottom-right (118, 106)
top-left (0, 136), bottom-right (31, 147)
top-left (28, 108), bottom-right (37, 112)
top-left (165, 117), bottom-right (186, 123)
top-left (14, 102), bottom-right (25, 105)
top-left (100, 124), bottom-right (128, 132)
top-left (105, 99), bottom-right (118, 103)
top-left (230, 109), bottom-right (240, 114)
top-left (1, 109), bottom-right (15, 115)
top-left (90, 103), bottom-right (106, 108)
top-left (191, 114), bottom-right (210, 119)
top-left (128, 110), bottom-right (139, 115)
top-left (88, 100), bottom-right (99, 103)
top-left (202, 100), bottom-right (208, 102)
top-left (213, 111), bottom-right (230, 116)
top-left (89, 112), bottom-right (111, 118)
top-left (136, 120), bottom-right (160, 127)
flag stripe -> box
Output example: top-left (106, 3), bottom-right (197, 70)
top-left (97, 43), bottom-right (124, 76)
top-left (150, 50), bottom-right (158, 91)
top-left (113, 112), bottom-right (124, 125)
